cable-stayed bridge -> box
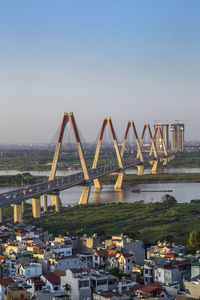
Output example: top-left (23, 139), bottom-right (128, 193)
top-left (0, 112), bottom-right (175, 223)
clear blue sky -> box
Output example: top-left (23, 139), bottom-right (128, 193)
top-left (0, 0), bottom-right (199, 143)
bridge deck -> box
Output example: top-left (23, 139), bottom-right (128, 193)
top-left (0, 156), bottom-right (167, 207)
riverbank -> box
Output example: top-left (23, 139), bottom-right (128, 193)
top-left (0, 173), bottom-right (47, 187)
top-left (3, 201), bottom-right (200, 246)
top-left (101, 172), bottom-right (200, 185)
top-left (0, 172), bottom-right (200, 187)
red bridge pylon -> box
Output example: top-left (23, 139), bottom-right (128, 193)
top-left (45, 112), bottom-right (91, 209)
top-left (92, 117), bottom-right (124, 191)
top-left (121, 121), bottom-right (144, 175)
top-left (152, 126), bottom-right (168, 166)
top-left (139, 123), bottom-right (158, 174)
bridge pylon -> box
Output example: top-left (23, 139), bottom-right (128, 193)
top-left (139, 124), bottom-right (158, 174)
top-left (121, 121), bottom-right (144, 176)
top-left (92, 117), bottom-right (124, 191)
top-left (47, 112), bottom-right (91, 208)
top-left (152, 126), bottom-right (168, 166)
top-left (78, 185), bottom-right (91, 205)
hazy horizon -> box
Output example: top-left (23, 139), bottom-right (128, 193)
top-left (0, 1), bottom-right (199, 143)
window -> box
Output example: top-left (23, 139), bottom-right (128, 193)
top-left (82, 257), bottom-right (86, 261)
top-left (79, 280), bottom-right (89, 288)
top-left (20, 295), bottom-right (24, 299)
top-left (97, 279), bottom-right (107, 286)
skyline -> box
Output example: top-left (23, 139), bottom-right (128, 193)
top-left (0, 0), bottom-right (199, 143)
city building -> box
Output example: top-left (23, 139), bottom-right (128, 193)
top-left (154, 123), bottom-right (169, 152)
top-left (105, 234), bottom-right (145, 265)
top-left (61, 268), bottom-right (91, 300)
top-left (171, 123), bottom-right (185, 151)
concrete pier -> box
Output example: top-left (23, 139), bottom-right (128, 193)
top-left (43, 195), bottom-right (47, 212)
top-left (0, 208), bottom-right (2, 223)
top-left (32, 198), bottom-right (41, 218)
top-left (14, 204), bottom-right (22, 223)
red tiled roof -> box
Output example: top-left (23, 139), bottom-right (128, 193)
top-left (121, 252), bottom-right (132, 258)
top-left (33, 245), bottom-right (45, 249)
top-left (165, 252), bottom-right (178, 258)
top-left (0, 277), bottom-right (15, 286)
top-left (171, 261), bottom-right (190, 268)
top-left (94, 249), bottom-right (107, 257)
top-left (53, 270), bottom-right (66, 277)
top-left (82, 268), bottom-right (91, 274)
top-left (106, 250), bottom-right (117, 257)
top-left (28, 276), bottom-right (45, 286)
top-left (130, 282), bottom-right (164, 294)
top-left (42, 272), bottom-right (60, 285)
top-left (0, 255), bottom-right (6, 261)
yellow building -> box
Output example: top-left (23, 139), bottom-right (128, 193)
top-left (5, 284), bottom-right (28, 300)
top-left (185, 279), bottom-right (200, 299)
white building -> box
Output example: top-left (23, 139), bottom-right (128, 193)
top-left (16, 263), bottom-right (42, 279)
top-left (61, 268), bottom-right (91, 300)
top-left (105, 235), bottom-right (145, 265)
top-left (90, 270), bottom-right (117, 293)
top-left (41, 272), bottom-right (61, 292)
top-left (49, 255), bottom-right (80, 272)
top-left (117, 278), bottom-right (137, 294)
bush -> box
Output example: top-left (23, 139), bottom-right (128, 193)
top-left (162, 194), bottom-right (177, 204)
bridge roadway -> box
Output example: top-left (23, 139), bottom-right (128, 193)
top-left (0, 156), bottom-right (166, 208)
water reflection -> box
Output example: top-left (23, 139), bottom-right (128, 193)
top-left (59, 182), bottom-right (200, 206)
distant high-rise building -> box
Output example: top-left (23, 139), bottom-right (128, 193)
top-left (154, 123), bottom-right (169, 152)
top-left (170, 123), bottom-right (184, 151)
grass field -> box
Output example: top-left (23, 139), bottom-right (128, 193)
top-left (3, 201), bottom-right (200, 246)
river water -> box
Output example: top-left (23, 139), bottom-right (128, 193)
top-left (0, 168), bottom-right (200, 206)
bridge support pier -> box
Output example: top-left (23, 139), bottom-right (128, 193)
top-left (79, 186), bottom-right (91, 205)
top-left (32, 198), bottom-right (41, 218)
top-left (93, 178), bottom-right (102, 191)
top-left (160, 157), bottom-right (168, 166)
top-left (114, 171), bottom-right (124, 191)
top-left (168, 154), bottom-right (175, 161)
top-left (137, 165), bottom-right (144, 176)
top-left (21, 201), bottom-right (24, 214)
top-left (150, 160), bottom-right (158, 174)
top-left (0, 208), bottom-right (2, 223)
top-left (43, 195), bottom-right (48, 212)
top-left (51, 195), bottom-right (60, 213)
top-left (14, 204), bottom-right (22, 223)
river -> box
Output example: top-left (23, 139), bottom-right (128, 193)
top-left (0, 168), bottom-right (200, 206)
top-left (2, 167), bottom-right (200, 176)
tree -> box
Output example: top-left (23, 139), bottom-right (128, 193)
top-left (106, 267), bottom-right (127, 278)
top-left (63, 283), bottom-right (71, 292)
top-left (162, 194), bottom-right (177, 204)
top-left (188, 229), bottom-right (200, 251)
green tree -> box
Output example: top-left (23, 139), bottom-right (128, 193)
top-left (106, 267), bottom-right (127, 278)
top-left (162, 194), bottom-right (177, 204)
top-left (188, 229), bottom-right (200, 251)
